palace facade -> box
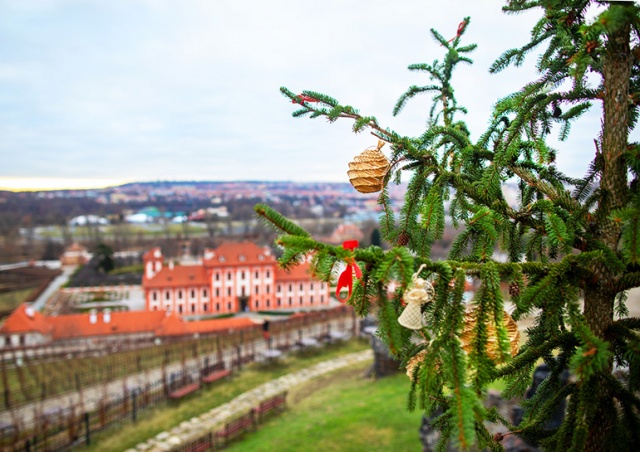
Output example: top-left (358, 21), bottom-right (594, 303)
top-left (143, 242), bottom-right (330, 316)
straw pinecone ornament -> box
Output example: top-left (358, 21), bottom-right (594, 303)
top-left (459, 309), bottom-right (520, 363)
top-left (347, 140), bottom-right (390, 193)
top-left (406, 349), bottom-right (428, 382)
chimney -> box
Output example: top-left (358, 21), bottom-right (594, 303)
top-left (168, 261), bottom-right (174, 271)
top-left (89, 309), bottom-right (98, 324)
top-left (25, 306), bottom-right (35, 319)
top-left (103, 308), bottom-right (111, 323)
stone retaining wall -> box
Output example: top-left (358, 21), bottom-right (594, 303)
top-left (130, 350), bottom-right (373, 452)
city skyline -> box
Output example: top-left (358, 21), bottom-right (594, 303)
top-left (1, 1), bottom-right (622, 191)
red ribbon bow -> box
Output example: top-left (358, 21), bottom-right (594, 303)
top-left (335, 240), bottom-right (362, 303)
top-left (447, 20), bottom-right (466, 42)
top-left (292, 94), bottom-right (319, 104)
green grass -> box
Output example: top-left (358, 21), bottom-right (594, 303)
top-left (0, 288), bottom-right (35, 312)
top-left (227, 363), bottom-right (423, 452)
top-left (108, 263), bottom-right (144, 275)
top-left (79, 339), bottom-right (370, 451)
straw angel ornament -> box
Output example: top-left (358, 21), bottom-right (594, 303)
top-left (398, 264), bottom-right (435, 330)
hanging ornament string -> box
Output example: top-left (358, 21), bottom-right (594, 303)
top-left (335, 240), bottom-right (362, 303)
top-left (398, 264), bottom-right (435, 330)
top-left (447, 20), bottom-right (466, 43)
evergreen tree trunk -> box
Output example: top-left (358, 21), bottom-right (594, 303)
top-left (584, 21), bottom-right (631, 452)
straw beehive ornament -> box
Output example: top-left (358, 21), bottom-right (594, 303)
top-left (347, 140), bottom-right (390, 193)
top-left (398, 264), bottom-right (435, 330)
top-left (459, 309), bottom-right (520, 363)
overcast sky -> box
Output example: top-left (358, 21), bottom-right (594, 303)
top-left (0, 0), bottom-right (628, 190)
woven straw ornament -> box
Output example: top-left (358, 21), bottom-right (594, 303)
top-left (398, 264), bottom-right (435, 330)
top-left (406, 349), bottom-right (428, 382)
top-left (459, 309), bottom-right (520, 363)
top-left (347, 140), bottom-right (390, 193)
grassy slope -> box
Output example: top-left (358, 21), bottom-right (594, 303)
top-left (81, 339), bottom-right (370, 451)
top-left (227, 363), bottom-right (423, 452)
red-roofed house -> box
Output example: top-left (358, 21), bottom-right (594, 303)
top-left (59, 242), bottom-right (91, 266)
top-left (0, 304), bottom-right (52, 347)
top-left (0, 305), bottom-right (260, 348)
top-left (143, 241), bottom-right (330, 316)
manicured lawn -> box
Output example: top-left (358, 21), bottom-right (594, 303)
top-left (227, 363), bottom-right (424, 452)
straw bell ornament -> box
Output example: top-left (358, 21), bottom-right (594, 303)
top-left (398, 264), bottom-right (435, 330)
top-left (347, 140), bottom-right (390, 193)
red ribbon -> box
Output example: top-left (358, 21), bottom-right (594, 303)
top-left (335, 240), bottom-right (362, 303)
top-left (447, 21), bottom-right (466, 42)
top-left (292, 94), bottom-right (319, 104)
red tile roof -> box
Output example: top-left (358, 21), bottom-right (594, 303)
top-left (276, 261), bottom-right (314, 281)
top-left (144, 265), bottom-right (209, 288)
top-left (47, 310), bottom-right (168, 339)
top-left (64, 242), bottom-right (88, 253)
top-left (203, 241), bottom-right (276, 267)
top-left (142, 247), bottom-right (163, 261)
top-left (0, 305), bottom-right (52, 335)
top-left (1, 307), bottom-right (259, 340)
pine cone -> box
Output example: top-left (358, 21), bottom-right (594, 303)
top-left (509, 281), bottom-right (520, 299)
top-left (397, 231), bottom-right (410, 246)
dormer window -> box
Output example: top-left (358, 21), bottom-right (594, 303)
top-left (258, 254), bottom-right (265, 261)
top-left (219, 256), bottom-right (226, 263)
top-left (239, 255), bottom-right (246, 262)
